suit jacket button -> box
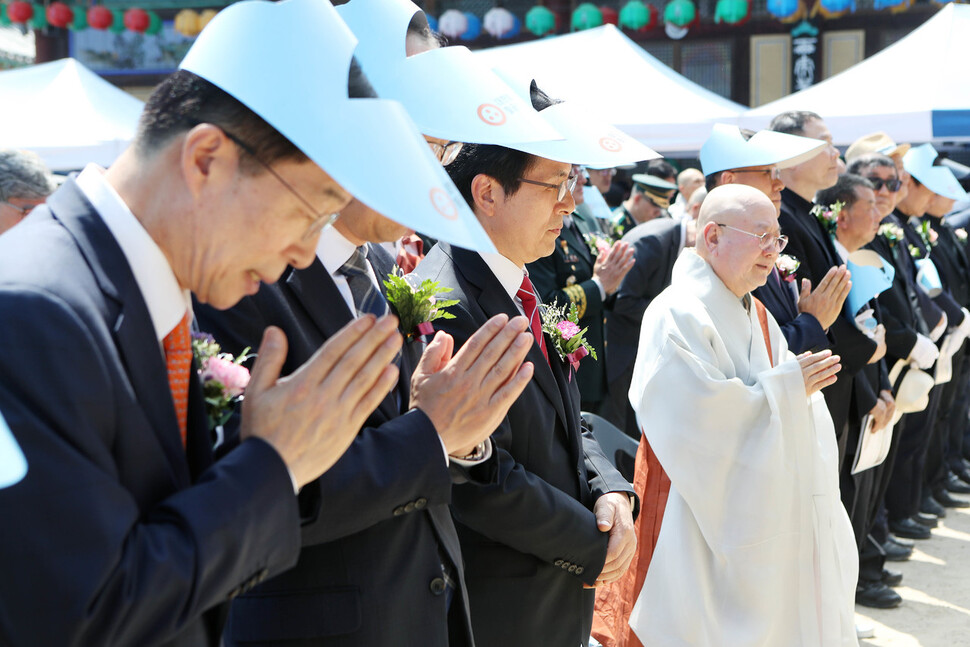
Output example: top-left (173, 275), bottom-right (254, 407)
top-left (228, 586), bottom-right (242, 600)
top-left (404, 501), bottom-right (416, 513)
top-left (554, 559), bottom-right (564, 567)
top-left (393, 506), bottom-right (404, 516)
top-left (430, 577), bottom-right (447, 595)
top-left (575, 566), bottom-right (585, 575)
top-left (568, 564), bottom-right (577, 573)
top-left (415, 497), bottom-right (427, 509)
top-left (562, 561), bottom-right (571, 570)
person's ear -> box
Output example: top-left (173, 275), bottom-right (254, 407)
top-left (471, 174), bottom-right (499, 218)
top-left (180, 123), bottom-right (236, 200)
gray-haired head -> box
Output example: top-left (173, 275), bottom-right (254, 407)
top-left (0, 150), bottom-right (56, 202)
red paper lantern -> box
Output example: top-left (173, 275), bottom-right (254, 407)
top-left (46, 2), bottom-right (73, 28)
top-left (124, 7), bottom-right (149, 32)
top-left (600, 6), bottom-right (619, 24)
top-left (87, 5), bottom-right (112, 29)
top-left (7, 1), bottom-right (33, 23)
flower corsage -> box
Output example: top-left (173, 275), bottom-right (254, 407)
top-left (810, 200), bottom-right (844, 236)
top-left (918, 220), bottom-right (938, 252)
top-left (775, 254), bottom-right (801, 282)
top-left (539, 301), bottom-right (597, 378)
top-left (583, 233), bottom-right (613, 257)
top-left (191, 333), bottom-right (252, 431)
top-left (383, 270), bottom-right (459, 343)
top-left (878, 223), bottom-right (905, 247)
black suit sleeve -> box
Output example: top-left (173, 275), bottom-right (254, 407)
top-left (0, 290), bottom-right (300, 646)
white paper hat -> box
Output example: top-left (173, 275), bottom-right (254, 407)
top-left (889, 361), bottom-right (934, 415)
top-left (700, 124), bottom-right (827, 176)
top-left (0, 410), bottom-right (26, 489)
top-left (338, 0), bottom-right (560, 145)
top-left (179, 0), bottom-right (494, 253)
top-left (903, 143), bottom-right (969, 202)
top-left (489, 67), bottom-right (660, 167)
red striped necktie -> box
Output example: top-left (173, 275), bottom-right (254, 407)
top-left (516, 276), bottom-right (549, 364)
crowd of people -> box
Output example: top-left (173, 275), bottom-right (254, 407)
top-left (1, 0), bottom-right (969, 646)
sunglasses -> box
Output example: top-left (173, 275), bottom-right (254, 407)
top-left (866, 177), bottom-right (902, 192)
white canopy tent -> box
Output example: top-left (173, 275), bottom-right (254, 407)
top-left (475, 25), bottom-right (746, 155)
top-left (743, 4), bottom-right (970, 146)
top-left (0, 58), bottom-right (144, 171)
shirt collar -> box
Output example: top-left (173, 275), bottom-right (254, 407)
top-left (316, 224), bottom-right (360, 277)
top-left (75, 165), bottom-right (189, 343)
top-left (832, 237), bottom-right (850, 263)
top-left (478, 251), bottom-right (526, 302)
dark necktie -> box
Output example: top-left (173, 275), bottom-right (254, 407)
top-left (517, 275), bottom-right (549, 363)
top-left (338, 246), bottom-right (388, 318)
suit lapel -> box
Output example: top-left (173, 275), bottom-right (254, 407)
top-left (48, 180), bottom-right (191, 487)
top-left (450, 246), bottom-right (569, 430)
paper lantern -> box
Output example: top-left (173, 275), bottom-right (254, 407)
top-left (46, 2), bottom-right (73, 28)
top-left (714, 0), bottom-right (749, 23)
top-left (619, 0), bottom-right (655, 30)
top-left (29, 3), bottom-right (47, 29)
top-left (6, 1), bottom-right (32, 23)
top-left (87, 5), bottom-right (112, 29)
top-left (198, 9), bottom-right (218, 30)
top-left (600, 6), bottom-right (619, 24)
top-left (525, 5), bottom-right (557, 35)
top-left (664, 0), bottom-right (695, 27)
top-left (813, 0), bottom-right (855, 18)
top-left (484, 7), bottom-right (515, 38)
top-left (460, 11), bottom-right (481, 39)
top-left (124, 8), bottom-right (149, 32)
top-left (174, 9), bottom-right (199, 36)
top-left (145, 10), bottom-right (161, 35)
top-left (571, 3), bottom-right (603, 30)
top-left (437, 9), bottom-right (467, 38)
top-left (69, 7), bottom-right (87, 30)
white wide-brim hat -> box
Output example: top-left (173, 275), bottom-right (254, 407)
top-left (700, 123), bottom-right (827, 176)
top-left (889, 360), bottom-right (935, 415)
top-left (179, 0), bottom-right (494, 252)
top-left (903, 144), bottom-right (969, 202)
top-left (338, 0), bottom-right (561, 145)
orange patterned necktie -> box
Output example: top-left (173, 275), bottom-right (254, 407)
top-left (163, 312), bottom-right (192, 447)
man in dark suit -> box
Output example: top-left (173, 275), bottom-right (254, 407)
top-left (413, 143), bottom-right (638, 647)
top-left (603, 216), bottom-right (684, 438)
top-left (196, 197), bottom-right (532, 647)
top-left (0, 2), bottom-right (438, 643)
top-left (528, 165), bottom-right (634, 414)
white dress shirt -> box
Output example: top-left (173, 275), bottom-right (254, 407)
top-left (316, 224), bottom-right (381, 316)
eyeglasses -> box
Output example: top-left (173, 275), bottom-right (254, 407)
top-left (716, 223), bottom-right (789, 252)
top-left (732, 168), bottom-right (782, 180)
top-left (427, 140), bottom-right (463, 166)
top-left (1, 201), bottom-right (31, 218)
top-left (219, 128), bottom-right (338, 240)
top-left (865, 177), bottom-right (902, 193)
top-left (518, 174), bottom-right (580, 202)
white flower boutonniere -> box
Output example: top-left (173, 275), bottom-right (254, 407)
top-left (191, 333), bottom-right (252, 431)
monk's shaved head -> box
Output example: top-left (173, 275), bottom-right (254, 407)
top-left (697, 184), bottom-right (781, 297)
top-left (697, 184), bottom-right (774, 232)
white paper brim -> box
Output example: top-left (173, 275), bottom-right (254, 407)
top-left (179, 0), bottom-right (494, 252)
top-left (363, 47), bottom-right (563, 145)
top-left (701, 125), bottom-right (827, 176)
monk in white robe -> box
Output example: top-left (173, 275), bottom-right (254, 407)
top-left (628, 185), bottom-right (858, 647)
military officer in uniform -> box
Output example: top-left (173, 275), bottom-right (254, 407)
top-left (611, 173), bottom-right (677, 238)
top-left (529, 166), bottom-right (635, 413)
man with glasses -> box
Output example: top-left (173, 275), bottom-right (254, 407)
top-left (412, 140), bottom-right (638, 647)
top-left (0, 149), bottom-right (56, 235)
top-left (623, 184), bottom-right (856, 646)
top-left (528, 163), bottom-right (635, 414)
top-left (0, 0), bottom-right (472, 643)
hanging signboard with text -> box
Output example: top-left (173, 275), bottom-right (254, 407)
top-left (791, 20), bottom-right (819, 91)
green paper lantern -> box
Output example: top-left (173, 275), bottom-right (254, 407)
top-left (0, 5), bottom-right (10, 27)
top-left (109, 7), bottom-right (125, 32)
top-left (525, 5), bottom-right (556, 36)
top-left (619, 0), bottom-right (650, 29)
top-left (714, 0), bottom-right (749, 23)
top-left (29, 3), bottom-right (47, 28)
top-left (664, 0), bottom-right (695, 27)
top-left (69, 6), bottom-right (88, 30)
top-left (571, 2), bottom-right (603, 30)
top-left (145, 9), bottom-right (161, 35)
